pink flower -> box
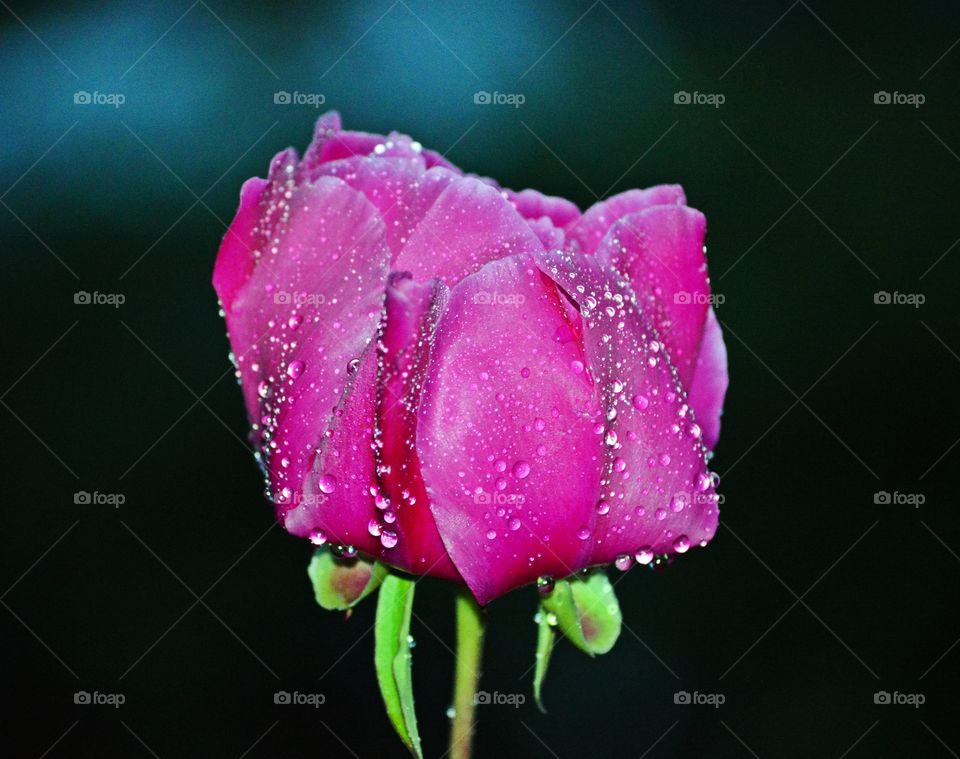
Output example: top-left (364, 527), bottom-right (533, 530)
top-left (213, 112), bottom-right (728, 605)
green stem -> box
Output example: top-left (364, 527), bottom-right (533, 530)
top-left (448, 589), bottom-right (485, 759)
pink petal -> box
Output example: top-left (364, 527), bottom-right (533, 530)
top-left (311, 156), bottom-right (460, 259)
top-left (288, 343), bottom-right (381, 554)
top-left (375, 274), bottom-right (460, 579)
top-left (394, 177), bottom-right (546, 287)
top-left (417, 254), bottom-right (600, 604)
top-left (595, 205), bottom-right (708, 387)
top-left (505, 188), bottom-right (580, 228)
top-left (533, 250), bottom-right (719, 567)
top-left (213, 177), bottom-right (268, 316)
top-left (687, 307), bottom-right (727, 450)
top-left (219, 175), bottom-right (390, 546)
top-left (566, 185), bottom-right (686, 254)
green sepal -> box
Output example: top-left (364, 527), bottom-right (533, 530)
top-left (541, 570), bottom-right (622, 656)
top-left (307, 549), bottom-right (387, 611)
top-left (533, 610), bottom-right (555, 712)
top-left (374, 574), bottom-right (423, 759)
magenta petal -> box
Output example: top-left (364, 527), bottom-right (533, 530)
top-left (533, 250), bottom-right (719, 566)
top-left (417, 254), bottom-right (600, 604)
top-left (595, 205), bottom-right (708, 387)
top-left (221, 176), bottom-right (390, 544)
top-left (687, 307), bottom-right (727, 450)
top-left (566, 185), bottom-right (686, 254)
top-left (213, 177), bottom-right (269, 319)
top-left (287, 344), bottom-right (381, 554)
top-left (506, 188), bottom-right (580, 228)
top-left (313, 156), bottom-right (460, 259)
top-left (394, 177), bottom-right (546, 287)
top-left (376, 274), bottom-right (460, 579)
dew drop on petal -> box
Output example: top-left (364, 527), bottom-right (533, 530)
top-left (512, 460), bottom-right (531, 479)
top-left (286, 360), bottom-right (305, 380)
top-left (635, 546), bottom-right (654, 565)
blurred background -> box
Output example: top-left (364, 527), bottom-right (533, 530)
top-left (2, 0), bottom-right (958, 756)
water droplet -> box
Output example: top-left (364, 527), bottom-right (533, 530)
top-left (673, 535), bottom-right (690, 553)
top-left (318, 474), bottom-right (338, 494)
top-left (596, 499), bottom-right (610, 515)
top-left (614, 554), bottom-right (633, 571)
top-left (536, 575), bottom-right (555, 594)
top-left (486, 529), bottom-right (497, 540)
top-left (286, 360), bottom-right (305, 379)
top-left (512, 460), bottom-right (531, 479)
top-left (257, 380), bottom-right (270, 399)
top-left (654, 508), bottom-right (667, 521)
top-left (380, 530), bottom-right (398, 548)
top-left (635, 546), bottom-right (654, 565)
top-left (509, 517), bottom-right (522, 531)
top-left (632, 394), bottom-right (649, 410)
top-left (309, 529), bottom-right (327, 546)
top-left (576, 526), bottom-right (591, 540)
top-left (570, 360), bottom-right (584, 374)
top-left (367, 519), bottom-right (381, 537)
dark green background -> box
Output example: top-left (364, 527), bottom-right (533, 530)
top-left (2, 1), bottom-right (958, 756)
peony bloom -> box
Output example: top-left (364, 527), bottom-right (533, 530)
top-left (213, 112), bottom-right (727, 605)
